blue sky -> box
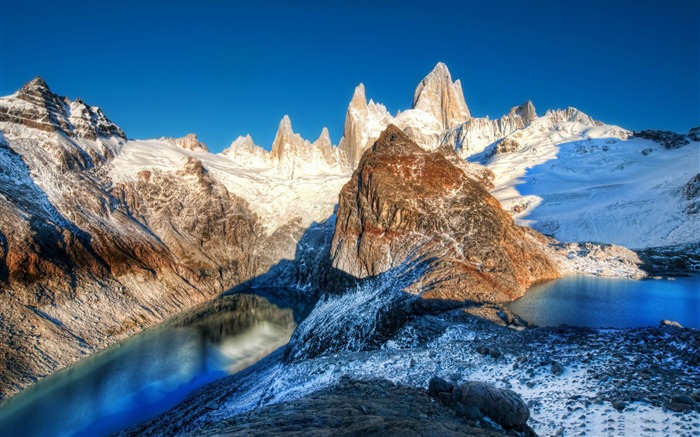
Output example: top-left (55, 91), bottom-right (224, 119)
top-left (1, 0), bottom-right (698, 153)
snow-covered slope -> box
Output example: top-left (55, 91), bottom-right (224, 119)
top-left (478, 110), bottom-right (700, 249)
top-left (110, 136), bottom-right (348, 234)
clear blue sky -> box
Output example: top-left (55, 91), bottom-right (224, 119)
top-left (1, 0), bottom-right (698, 153)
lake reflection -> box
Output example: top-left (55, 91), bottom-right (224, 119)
top-left (0, 293), bottom-right (295, 437)
top-left (508, 275), bottom-right (700, 329)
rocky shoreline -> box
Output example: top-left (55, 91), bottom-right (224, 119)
top-left (117, 301), bottom-right (700, 437)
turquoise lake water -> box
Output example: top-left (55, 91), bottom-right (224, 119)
top-left (509, 274), bottom-right (700, 329)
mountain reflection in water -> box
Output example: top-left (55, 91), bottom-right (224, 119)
top-left (0, 293), bottom-right (295, 437)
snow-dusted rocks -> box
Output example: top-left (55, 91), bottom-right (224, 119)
top-left (0, 77), bottom-right (125, 140)
top-left (442, 101), bottom-right (540, 159)
top-left (160, 133), bottom-right (209, 152)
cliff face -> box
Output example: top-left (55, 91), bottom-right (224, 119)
top-left (331, 125), bottom-right (559, 303)
top-left (114, 157), bottom-right (264, 287)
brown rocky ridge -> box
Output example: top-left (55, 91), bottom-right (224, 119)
top-left (331, 124), bottom-right (560, 303)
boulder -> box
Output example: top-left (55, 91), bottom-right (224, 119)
top-left (454, 382), bottom-right (529, 429)
top-left (428, 376), bottom-right (454, 396)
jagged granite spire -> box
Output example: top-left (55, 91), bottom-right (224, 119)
top-left (314, 127), bottom-right (332, 149)
top-left (338, 83), bottom-right (393, 170)
top-left (411, 62), bottom-right (471, 130)
top-left (270, 115), bottom-right (301, 161)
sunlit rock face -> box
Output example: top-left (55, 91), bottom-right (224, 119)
top-left (331, 125), bottom-right (560, 303)
top-left (411, 62), bottom-right (471, 131)
top-left (0, 77), bottom-right (125, 140)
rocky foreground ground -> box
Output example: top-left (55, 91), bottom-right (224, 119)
top-left (118, 303), bottom-right (700, 437)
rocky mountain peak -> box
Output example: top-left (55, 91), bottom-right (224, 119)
top-left (2, 77), bottom-right (126, 140)
top-left (161, 133), bottom-right (209, 152)
top-left (411, 62), bottom-right (471, 130)
top-left (271, 115), bottom-right (304, 160)
top-left (229, 134), bottom-right (256, 150)
top-left (221, 133), bottom-right (270, 165)
top-left (331, 124), bottom-right (559, 301)
top-left (349, 84), bottom-right (368, 114)
top-left (338, 84), bottom-right (393, 170)
top-left (372, 124), bottom-right (422, 157)
top-left (509, 100), bottom-right (537, 125)
top-left (314, 127), bottom-right (332, 149)
top-left (546, 107), bottom-right (600, 126)
top-left (14, 76), bottom-right (67, 115)
top-left (20, 76), bottom-right (51, 93)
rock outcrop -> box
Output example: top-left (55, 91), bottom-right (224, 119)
top-left (689, 126), bottom-right (700, 142)
top-left (634, 129), bottom-right (691, 149)
top-left (331, 125), bottom-right (559, 302)
top-left (683, 174), bottom-right (700, 214)
top-left (428, 377), bottom-right (531, 432)
top-left (160, 133), bottom-right (209, 152)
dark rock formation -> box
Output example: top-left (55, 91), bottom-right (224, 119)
top-left (331, 124), bottom-right (559, 303)
top-left (683, 174), bottom-right (700, 200)
top-left (633, 129), bottom-right (690, 149)
top-left (428, 377), bottom-right (531, 431)
top-left (688, 126), bottom-right (700, 142)
top-left (682, 174), bottom-right (700, 214)
top-left (636, 242), bottom-right (700, 275)
top-left (484, 137), bottom-right (522, 159)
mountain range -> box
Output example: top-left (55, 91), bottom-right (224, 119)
top-left (0, 62), bottom-right (698, 411)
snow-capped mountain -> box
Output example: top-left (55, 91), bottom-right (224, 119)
top-left (0, 63), bottom-right (697, 402)
top-left (481, 109), bottom-right (699, 249)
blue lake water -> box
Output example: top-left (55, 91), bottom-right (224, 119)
top-left (0, 294), bottom-right (295, 437)
top-left (509, 274), bottom-right (700, 329)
